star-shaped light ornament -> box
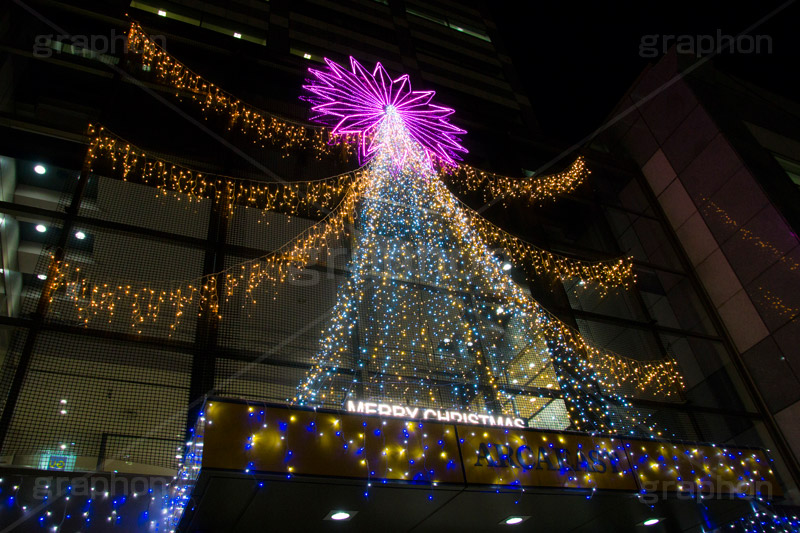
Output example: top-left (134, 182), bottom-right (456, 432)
top-left (303, 57), bottom-right (468, 166)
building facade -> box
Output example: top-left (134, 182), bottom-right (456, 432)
top-left (0, 0), bottom-right (796, 530)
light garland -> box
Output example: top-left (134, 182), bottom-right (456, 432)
top-left (456, 197), bottom-right (635, 291)
top-left (48, 176), bottom-right (364, 333)
top-left (719, 500), bottom-right (800, 532)
top-left (0, 475), bottom-right (172, 531)
top-left (701, 197), bottom-right (799, 273)
top-left (86, 124), bottom-right (628, 291)
top-left (125, 23), bottom-right (590, 204)
top-left (85, 124), bottom-right (359, 218)
top-left (441, 156), bottom-right (589, 205)
top-left (126, 22), bottom-right (356, 159)
top-left (701, 197), bottom-right (800, 322)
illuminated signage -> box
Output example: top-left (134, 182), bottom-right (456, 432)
top-left (345, 400), bottom-right (526, 428)
top-left (197, 400), bottom-right (782, 498)
top-left (39, 452), bottom-right (76, 471)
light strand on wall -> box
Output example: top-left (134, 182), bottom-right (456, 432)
top-left (453, 194), bottom-right (635, 291)
top-left (86, 124), bottom-right (360, 218)
top-left (48, 175), bottom-right (365, 333)
top-left (125, 23), bottom-right (591, 204)
top-left (126, 22), bottom-right (357, 160)
top-left (441, 156), bottom-right (589, 205)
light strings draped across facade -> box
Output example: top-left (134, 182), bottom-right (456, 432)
top-left (50, 44), bottom-right (685, 431)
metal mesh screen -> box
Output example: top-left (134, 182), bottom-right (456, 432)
top-left (0, 331), bottom-right (189, 472)
top-left (0, 328), bottom-right (28, 416)
top-left (79, 173), bottom-right (212, 240)
top-left (45, 225), bottom-right (206, 342)
top-left (575, 318), bottom-right (663, 361)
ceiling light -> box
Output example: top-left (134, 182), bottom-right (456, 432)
top-left (324, 510), bottom-right (356, 521)
top-left (157, 10), bottom-right (167, 16)
top-left (501, 261), bottom-right (512, 271)
top-left (233, 32), bottom-right (242, 39)
top-left (75, 231), bottom-right (86, 240)
top-left (501, 516), bottom-right (529, 525)
top-left (34, 164), bottom-right (47, 175)
top-left (37, 274), bottom-right (47, 280)
top-left (35, 224), bottom-right (47, 233)
top-left (643, 518), bottom-right (661, 526)
top-left (303, 53), bottom-right (312, 59)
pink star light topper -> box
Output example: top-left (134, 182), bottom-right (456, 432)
top-left (303, 56), bottom-right (468, 166)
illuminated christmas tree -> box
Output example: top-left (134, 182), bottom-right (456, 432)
top-left (291, 57), bottom-right (681, 435)
top-left (65, 28), bottom-right (684, 436)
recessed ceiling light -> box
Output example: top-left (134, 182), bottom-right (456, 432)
top-left (643, 518), bottom-right (661, 526)
top-left (324, 510), bottom-right (356, 521)
top-left (501, 516), bottom-right (529, 525)
top-left (75, 231), bottom-right (86, 240)
top-left (35, 224), bottom-right (47, 233)
top-left (37, 274), bottom-right (47, 280)
top-left (34, 164), bottom-right (46, 175)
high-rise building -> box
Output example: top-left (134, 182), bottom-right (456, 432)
top-left (0, 1), bottom-right (796, 531)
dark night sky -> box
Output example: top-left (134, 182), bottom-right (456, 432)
top-left (492, 1), bottom-right (799, 145)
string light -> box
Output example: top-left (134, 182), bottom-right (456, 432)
top-left (701, 197), bottom-right (799, 273)
top-left (48, 176), bottom-right (363, 333)
top-left (126, 22), bottom-right (356, 159)
top-left (125, 23), bottom-right (589, 204)
top-left (441, 156), bottom-right (589, 205)
top-left (85, 124), bottom-right (359, 218)
top-left (457, 197), bottom-right (635, 291)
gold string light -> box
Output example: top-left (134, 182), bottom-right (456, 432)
top-left (48, 175), bottom-right (365, 334)
top-left (85, 124), bottom-right (632, 290)
top-left (126, 22), bottom-right (591, 206)
top-left (441, 156), bottom-right (589, 205)
top-left (456, 197), bottom-right (635, 291)
top-left (126, 22), bottom-right (356, 159)
top-left (85, 124), bottom-right (359, 218)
